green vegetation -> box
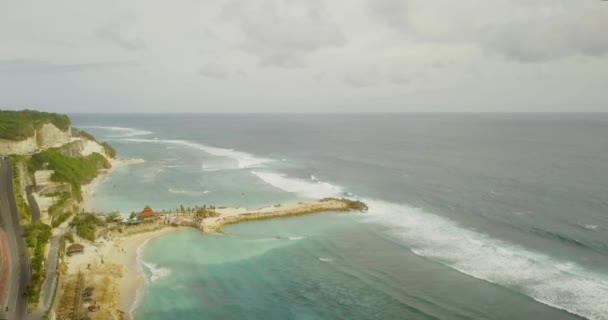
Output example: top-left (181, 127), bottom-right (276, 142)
top-left (51, 211), bottom-right (73, 228)
top-left (0, 109), bottom-right (70, 140)
top-left (71, 127), bottom-right (96, 141)
top-left (29, 149), bottom-right (110, 201)
top-left (106, 213), bottom-right (119, 221)
top-left (23, 221), bottom-right (53, 304)
top-left (47, 192), bottom-right (70, 216)
top-left (70, 213), bottom-right (106, 241)
top-left (101, 142), bottom-right (116, 158)
top-left (10, 156), bottom-right (32, 222)
top-left (64, 231), bottom-right (74, 244)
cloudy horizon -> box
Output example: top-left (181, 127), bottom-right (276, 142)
top-left (1, 0), bottom-right (607, 113)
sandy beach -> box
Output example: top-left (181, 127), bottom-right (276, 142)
top-left (62, 225), bottom-right (184, 320)
top-left (108, 227), bottom-right (183, 318)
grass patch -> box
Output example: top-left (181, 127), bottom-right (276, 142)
top-left (10, 156), bottom-right (32, 223)
top-left (23, 221), bottom-right (53, 304)
top-left (47, 192), bottom-right (71, 217)
top-left (70, 213), bottom-right (106, 241)
top-left (51, 211), bottom-right (73, 228)
top-left (0, 109), bottom-right (70, 140)
top-left (101, 142), bottom-right (116, 158)
top-left (29, 149), bottom-right (110, 201)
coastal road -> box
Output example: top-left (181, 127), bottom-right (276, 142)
top-left (0, 158), bottom-right (31, 320)
top-left (28, 229), bottom-right (63, 320)
top-left (25, 186), bottom-right (40, 224)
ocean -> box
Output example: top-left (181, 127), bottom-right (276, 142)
top-left (70, 113), bottom-right (608, 320)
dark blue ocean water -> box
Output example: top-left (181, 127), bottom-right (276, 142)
top-left (71, 113), bottom-right (608, 320)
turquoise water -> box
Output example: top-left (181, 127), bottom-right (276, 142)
top-left (136, 216), bottom-right (579, 320)
top-left (71, 114), bottom-right (608, 320)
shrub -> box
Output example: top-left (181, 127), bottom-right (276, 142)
top-left (29, 149), bottom-right (110, 201)
top-left (70, 213), bottom-right (106, 241)
top-left (0, 109), bottom-right (70, 140)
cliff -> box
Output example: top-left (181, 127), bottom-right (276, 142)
top-left (0, 123), bottom-right (71, 155)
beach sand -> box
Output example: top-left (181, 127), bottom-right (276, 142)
top-left (111, 227), bottom-right (182, 319)
top-left (63, 226), bottom-right (183, 319)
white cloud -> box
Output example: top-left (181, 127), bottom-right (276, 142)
top-left (218, 0), bottom-right (346, 67)
top-left (0, 0), bottom-right (606, 112)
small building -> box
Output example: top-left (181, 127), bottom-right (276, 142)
top-left (137, 205), bottom-right (157, 221)
top-left (66, 243), bottom-right (84, 256)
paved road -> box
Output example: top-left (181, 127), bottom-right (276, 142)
top-left (0, 158), bottom-right (31, 320)
top-left (28, 232), bottom-right (60, 320)
top-left (25, 187), bottom-right (40, 224)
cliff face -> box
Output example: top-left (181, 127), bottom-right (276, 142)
top-left (0, 123), bottom-right (72, 155)
top-left (57, 138), bottom-right (109, 159)
top-left (36, 123), bottom-right (71, 149)
top-left (0, 135), bottom-right (37, 155)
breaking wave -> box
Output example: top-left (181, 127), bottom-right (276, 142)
top-left (142, 261), bottom-right (172, 282)
top-left (168, 188), bottom-right (210, 197)
top-left (251, 171), bottom-right (343, 199)
top-left (77, 126), bottom-right (152, 138)
top-left (117, 138), bottom-right (272, 169)
top-left (253, 170), bottom-right (608, 320)
top-left (363, 199), bottom-right (608, 320)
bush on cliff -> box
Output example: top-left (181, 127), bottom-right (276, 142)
top-left (29, 149), bottom-right (110, 201)
top-left (101, 142), bottom-right (116, 158)
top-left (23, 221), bottom-right (52, 304)
top-left (0, 109), bottom-right (70, 140)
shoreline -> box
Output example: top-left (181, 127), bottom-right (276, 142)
top-left (72, 156), bottom-right (366, 319)
top-left (81, 157), bottom-right (144, 212)
top-left (113, 227), bottom-right (185, 319)
top-left (63, 226), bottom-right (185, 320)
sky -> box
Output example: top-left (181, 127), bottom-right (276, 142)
top-left (1, 0), bottom-right (607, 113)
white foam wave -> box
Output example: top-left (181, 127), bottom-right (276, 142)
top-left (142, 261), bottom-right (172, 282)
top-left (251, 171), bottom-right (343, 199)
top-left (319, 258), bottom-right (333, 262)
top-left (78, 126), bottom-right (152, 138)
top-left (168, 188), bottom-right (210, 196)
top-left (583, 224), bottom-right (599, 231)
top-left (118, 138), bottom-right (272, 169)
top-left (288, 236), bottom-right (305, 241)
top-left (361, 198), bottom-right (608, 320)
top-left (201, 164), bottom-right (225, 172)
top-left (131, 239), bottom-right (150, 318)
top-left (248, 237), bottom-right (280, 242)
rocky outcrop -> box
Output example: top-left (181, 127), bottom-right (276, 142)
top-left (0, 123), bottom-right (71, 155)
top-left (36, 123), bottom-right (71, 149)
top-left (57, 139), bottom-right (108, 159)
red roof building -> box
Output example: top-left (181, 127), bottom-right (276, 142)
top-left (137, 205), bottom-right (157, 219)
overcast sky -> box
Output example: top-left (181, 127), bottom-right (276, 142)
top-left (1, 0), bottom-right (607, 113)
